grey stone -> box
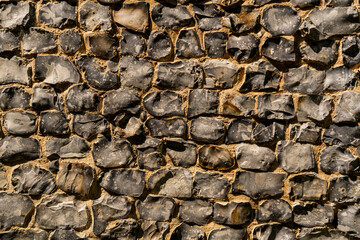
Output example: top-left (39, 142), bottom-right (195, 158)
top-left (193, 4), bottom-right (223, 31)
top-left (193, 171), bottom-right (230, 199)
top-left (213, 0), bottom-right (242, 7)
top-left (86, 33), bottom-right (117, 60)
top-left (0, 2), bottom-right (35, 30)
top-left (290, 0), bottom-right (321, 7)
top-left (283, 65), bottom-right (325, 95)
top-left (79, 1), bottom-right (111, 31)
top-left (227, 35), bottom-right (259, 62)
top-left (120, 29), bottom-right (145, 56)
top-left (322, 124), bottom-right (360, 146)
top-left (101, 169), bottom-right (145, 197)
top-left (252, 224), bottom-right (295, 240)
top-left (119, 57), bottom-right (153, 91)
top-left (288, 174), bottom-right (327, 201)
top-left (0, 86), bottom-right (30, 110)
top-left (188, 89), bottom-right (218, 118)
top-left (11, 163), bottom-right (55, 195)
top-left (179, 199), bottom-right (212, 225)
top-left (222, 7), bottom-right (259, 34)
top-left (0, 136), bottom-right (40, 164)
top-left (326, 0), bottom-right (353, 5)
top-left (176, 29), bottom-right (204, 58)
top-left (320, 145), bottom-right (359, 174)
top-left (297, 95), bottom-right (332, 123)
top-left (190, 117), bottom-right (225, 143)
top-left (60, 30), bottom-right (82, 54)
top-left (213, 202), bottom-right (253, 226)
top-left (204, 32), bottom-right (227, 58)
top-left (261, 37), bottom-right (296, 63)
top-left (76, 55), bottom-right (118, 91)
top-left (232, 171), bottom-right (286, 199)
top-left (137, 137), bottom-right (164, 171)
top-left (0, 193), bottom-right (33, 230)
top-left (203, 60), bottom-right (238, 89)
top-left (3, 110), bottom-right (37, 135)
top-left (226, 118), bottom-right (253, 144)
top-left (152, 4), bottom-right (193, 29)
top-left (297, 227), bottom-right (349, 240)
top-left (156, 61), bottom-right (204, 90)
top-left (142, 221), bottom-right (169, 240)
top-left (23, 28), bottom-right (57, 55)
top-left (293, 203), bottom-right (334, 227)
top-left (290, 122), bottom-right (321, 143)
top-left (31, 83), bottom-right (63, 111)
top-left (300, 40), bottom-right (338, 67)
top-left (235, 143), bottom-right (275, 171)
top-left (100, 219), bottom-right (138, 240)
top-left (342, 35), bottom-right (360, 67)
top-left (113, 2), bottom-right (149, 33)
top-left (147, 30), bottom-right (172, 61)
top-left (256, 199), bottom-right (292, 223)
top-left (0, 229), bottom-right (49, 240)
top-left (170, 223), bottom-right (205, 240)
top-left (328, 176), bottom-right (360, 203)
top-left (333, 91), bottom-right (360, 123)
top-left (50, 229), bottom-right (83, 240)
top-left (40, 111), bottom-right (69, 136)
top-left (39, 2), bottom-right (75, 28)
top-left (146, 118), bottom-right (187, 138)
top-left (208, 227), bottom-right (246, 240)
top-left (240, 60), bottom-right (281, 91)
top-left (257, 94), bottom-right (295, 120)
top-left (338, 205), bottom-right (360, 238)
top-left (0, 57), bottom-right (30, 85)
top-left (300, 7), bottom-right (360, 41)
top-left (199, 145), bottom-right (234, 170)
top-left (102, 88), bottom-right (140, 115)
top-left (165, 139), bottom-right (197, 168)
top-left (113, 117), bottom-right (144, 139)
top-left (144, 91), bottom-right (184, 117)
top-left (324, 65), bottom-right (356, 91)
top-left (147, 168), bottom-right (193, 198)
top-left (137, 195), bottom-right (175, 221)
top-left (65, 84), bottom-right (99, 113)
top-left (220, 92), bottom-right (255, 117)
top-left (73, 113), bottom-right (109, 140)
top-left (92, 194), bottom-right (132, 235)
top-left (46, 137), bottom-right (90, 159)
top-left (0, 164), bottom-right (7, 190)
top-left (35, 193), bottom-right (89, 230)
top-left (252, 122), bottom-right (285, 143)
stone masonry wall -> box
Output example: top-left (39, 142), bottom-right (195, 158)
top-left (0, 0), bottom-right (359, 239)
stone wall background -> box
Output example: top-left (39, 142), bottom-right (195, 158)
top-left (0, 0), bottom-right (359, 239)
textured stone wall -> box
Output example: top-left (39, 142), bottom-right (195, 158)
top-left (0, 0), bottom-right (359, 239)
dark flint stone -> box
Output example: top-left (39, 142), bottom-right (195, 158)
top-left (342, 35), bottom-right (360, 66)
top-left (137, 137), bottom-right (164, 171)
top-left (288, 174), bottom-right (327, 201)
top-left (165, 138), bottom-right (197, 168)
top-left (223, 7), bottom-right (259, 34)
top-left (256, 199), bottom-right (292, 223)
top-left (79, 1), bottom-right (111, 32)
top-left (179, 199), bottom-right (212, 225)
top-left (290, 122), bottom-right (321, 143)
top-left (257, 94), bottom-right (295, 120)
top-left (338, 205), bottom-right (360, 238)
top-left (65, 84), bottom-right (99, 113)
top-left (226, 118), bottom-right (253, 144)
top-left (50, 229), bottom-right (83, 240)
top-left (322, 124), bottom-right (360, 146)
top-left (143, 91), bottom-right (184, 117)
top-left (146, 117), bottom-right (187, 138)
top-left (320, 145), bottom-right (359, 174)
top-left (73, 113), bottom-right (109, 140)
top-left (193, 171), bottom-right (230, 199)
top-left (297, 227), bottom-right (349, 240)
top-left (40, 111), bottom-right (69, 136)
top-left (227, 34), bottom-right (259, 62)
top-left (119, 56), bottom-right (153, 91)
top-left (0, 229), bottom-right (49, 240)
top-left (333, 91), bottom-right (360, 123)
top-left (324, 65), bottom-right (356, 91)
top-left (193, 4), bottom-right (223, 31)
top-left (221, 93), bottom-right (255, 117)
top-left (141, 221), bottom-right (169, 240)
top-left (0, 57), bottom-right (31, 86)
top-left (261, 37), bottom-right (296, 63)
top-left (0, 31), bottom-right (19, 54)
top-left (213, 202), bottom-right (253, 226)
top-left (300, 40), bottom-right (338, 67)
top-left (0, 136), bottom-right (40, 164)
top-left (102, 88), bottom-right (140, 115)
top-left (176, 29), bottom-right (204, 58)
top-left (212, 0), bottom-right (242, 7)
top-left (151, 4), bottom-right (193, 29)
top-left (293, 203), bottom-right (334, 227)
top-left (22, 28), bottom-right (57, 55)
top-left (208, 227), bottom-right (246, 240)
top-left (147, 30), bottom-right (172, 60)
top-left (113, 2), bottom-right (149, 33)
top-left (252, 224), bottom-right (295, 240)
top-left (0, 2), bottom-right (35, 30)
top-left (188, 89), bottom-right (218, 118)
top-left (112, 116), bottom-right (144, 139)
top-left (199, 145), bottom-right (234, 170)
top-left (297, 95), bottom-right (332, 123)
top-left (190, 117), bottom-right (225, 143)
top-left (252, 122), bottom-right (285, 143)
top-left (120, 29), bottom-right (145, 56)
top-left (60, 30), bottom-right (82, 54)
top-left (46, 137), bottom-right (90, 159)
top-left (100, 219), bottom-right (138, 240)
top-left (328, 176), bottom-right (360, 203)
top-left (87, 33), bottom-right (117, 60)
top-left (170, 223), bottom-right (205, 240)
top-left (136, 195), bottom-right (175, 221)
top-left (204, 32), bottom-right (227, 58)
top-left (0, 86), bottom-right (30, 110)
top-left (39, 2), bottom-right (76, 28)
top-left (235, 143), bottom-right (275, 171)
top-left (3, 110), bottom-right (37, 136)
top-left (326, 0), bottom-right (353, 5)
top-left (32, 83), bottom-right (63, 111)
top-left (203, 59), bottom-right (238, 89)
top-left (291, 0), bottom-right (321, 7)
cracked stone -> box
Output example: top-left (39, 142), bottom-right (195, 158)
top-left (179, 199), bottom-right (212, 225)
top-left (144, 91), bottom-right (184, 117)
top-left (65, 84), bottom-right (99, 113)
top-left (193, 171), bottom-right (230, 199)
top-left (204, 32), bottom-right (227, 58)
top-left (252, 122), bottom-right (285, 143)
top-left (208, 227), bottom-right (246, 240)
top-left (334, 91), bottom-right (360, 123)
top-left (322, 124), bottom-right (360, 146)
top-left (170, 223), bottom-right (205, 240)
top-left (290, 122), bottom-right (321, 143)
top-left (257, 94), bottom-right (295, 120)
top-left (288, 174), bottom-right (327, 201)
top-left (235, 143), bottom-right (275, 171)
top-left (297, 95), bottom-right (332, 123)
top-left (79, 1), bottom-right (111, 31)
top-left (221, 93), bottom-right (255, 117)
top-left (142, 221), bottom-right (169, 240)
top-left (320, 145), bottom-right (359, 174)
top-left (87, 33), bottom-right (117, 60)
top-left (0, 57), bottom-right (30, 86)
top-left (46, 137), bottom-right (90, 159)
top-left (213, 201), bottom-right (253, 226)
top-left (342, 35), bottom-right (360, 66)
top-left (120, 29), bottom-right (145, 56)
top-left (190, 117), bottom-right (225, 143)
top-left (338, 205), bottom-right (360, 238)
top-left (60, 30), bottom-right (82, 54)
top-left (227, 35), bottom-right (259, 62)
top-left (102, 88), bottom-right (140, 115)
top-left (324, 65), bottom-right (356, 91)
top-left (293, 203), bottom-right (334, 227)
top-left (100, 219), bottom-right (138, 240)
top-left (328, 176), bottom-right (360, 203)
top-left (0, 136), bottom-right (40, 164)
top-left (137, 137), bottom-right (164, 171)
top-left (23, 28), bottom-right (57, 55)
top-left (188, 89), bottom-right (218, 118)
top-left (193, 4), bottom-right (223, 31)
top-left (40, 111), bottom-right (69, 136)
top-left (261, 37), bottom-right (296, 63)
top-left (165, 139), bottom-right (197, 168)
top-left (137, 195), bottom-right (175, 221)
top-left (253, 224), bottom-right (295, 240)
top-left (256, 199), bottom-right (292, 223)
top-left (146, 118), bottom-right (187, 138)
top-left (3, 110), bottom-right (37, 136)
top-left (203, 59), bottom-right (238, 89)
top-left (113, 117), bottom-right (144, 139)
top-left (297, 227), bottom-right (349, 240)
top-left (119, 56), bottom-right (153, 91)
top-left (226, 118), bottom-right (253, 144)
top-left (223, 7), bottom-right (259, 34)
top-left (199, 145), bottom-right (234, 170)
top-left (39, 2), bottom-right (75, 29)
top-left (73, 113), bottom-right (109, 140)
top-left (147, 30), bottom-right (172, 61)
top-left (0, 86), bottom-right (30, 110)
top-left (31, 83), bottom-right (63, 111)
top-left (50, 229), bottom-right (83, 240)
top-left (0, 229), bottom-right (49, 240)
top-left (152, 4), bottom-right (193, 29)
top-left (300, 40), bottom-right (338, 67)
top-left (114, 2), bottom-right (149, 33)
top-left (176, 29), bottom-right (204, 58)
top-left (0, 2), bottom-right (35, 30)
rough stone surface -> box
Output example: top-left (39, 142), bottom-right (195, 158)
top-left (50, 229), bottom-right (82, 240)
top-left (188, 89), bottom-right (218, 118)
top-left (136, 195), bottom-right (175, 221)
top-left (337, 205), bottom-right (360, 238)
top-left (288, 174), bottom-right (327, 201)
top-left (102, 88), bottom-right (140, 115)
top-left (165, 139), bottom-right (197, 168)
top-left (293, 203), bottom-right (334, 227)
top-left (0, 57), bottom-right (31, 86)
top-left (300, 40), bottom-right (338, 67)
top-left (227, 35), bottom-right (259, 62)
top-left (208, 227), bottom-right (246, 240)
top-left (179, 199), bottom-right (212, 225)
top-left (147, 30), bottom-right (172, 61)
top-left (146, 117), bottom-right (187, 138)
top-left (114, 2), bottom-right (149, 33)
top-left (257, 94), bottom-right (295, 120)
top-left (0, 136), bottom-right (40, 164)
top-left (252, 122), bottom-right (285, 143)
top-left (86, 33), bottom-right (117, 60)
top-left (252, 224), bottom-right (295, 240)
top-left (323, 124), bottom-right (360, 146)
top-left (120, 57), bottom-right (153, 91)
top-left (297, 227), bottom-right (349, 240)
top-left (333, 91), bottom-right (360, 123)
top-left (342, 35), bottom-right (360, 67)
top-left (73, 113), bottom-right (109, 140)
top-left (226, 118), bottom-right (253, 144)
top-left (290, 122), bottom-right (321, 143)
top-left (235, 143), bottom-right (275, 171)
top-left (0, 2), bottom-right (35, 30)
top-left (256, 199), bottom-right (292, 223)
top-left (176, 29), bottom-right (204, 58)
top-left (328, 176), bottom-right (360, 203)
top-left (40, 111), bottom-right (69, 136)
top-left (213, 201), bottom-right (253, 226)
top-left (261, 37), bottom-right (296, 63)
top-left (0, 86), bottom-right (30, 110)
top-left (0, 229), bottom-right (49, 240)
top-left (297, 95), bottom-right (332, 123)
top-left (59, 30), bottom-right (82, 54)
top-left (220, 92), bottom-right (255, 117)
top-left (23, 28), bottom-right (57, 55)
top-left (39, 2), bottom-right (75, 29)
top-left (65, 84), bottom-right (99, 113)
top-left (320, 145), bottom-right (359, 174)
top-left (193, 171), bottom-right (230, 199)
top-left (79, 1), bottom-right (111, 31)
top-left (3, 110), bottom-right (37, 135)
top-left (204, 32), bottom-right (227, 58)
top-left (144, 91), bottom-right (184, 117)
top-left (324, 65), bottom-right (356, 91)
top-left (46, 137), bottom-right (90, 159)
top-left (137, 137), bottom-right (164, 171)
top-left (31, 83), bottom-right (63, 111)
top-left (141, 221), bottom-right (169, 240)
top-left (193, 4), bottom-right (223, 31)
top-left (199, 145), bottom-right (234, 170)
top-left (152, 4), bottom-right (193, 29)
top-left (190, 117), bottom-right (225, 143)
top-left (204, 60), bottom-right (238, 89)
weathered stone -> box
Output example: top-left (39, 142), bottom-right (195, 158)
top-left (137, 195), bottom-right (175, 221)
top-left (213, 202), bottom-right (253, 226)
top-left (0, 2), bottom-right (35, 30)
top-left (11, 163), bottom-right (55, 195)
top-left (147, 168), bottom-right (193, 198)
top-left (23, 28), bottom-right (56, 55)
top-left (257, 94), bottom-right (295, 120)
top-left (190, 117), bottom-right (225, 143)
top-left (222, 7), bottom-right (259, 34)
top-left (290, 122), bottom-right (321, 143)
top-left (300, 40), bottom-right (338, 67)
top-left (40, 112), bottom-right (69, 136)
top-left (240, 60), bottom-right (281, 92)
top-left (193, 4), bottom-right (223, 31)
top-left (86, 33), bottom-right (117, 60)
top-left (320, 145), bottom-right (359, 174)
top-left (113, 117), bottom-right (144, 139)
top-left (324, 65), bottom-right (356, 91)
top-left (0, 193), bottom-right (33, 230)
top-left (92, 194), bottom-right (132, 235)
top-left (199, 145), bottom-right (234, 170)
top-left (120, 29), bottom-right (145, 56)
top-left (297, 227), bottom-right (349, 240)
top-left (152, 4), bottom-right (193, 29)
top-left (101, 169), bottom-right (145, 197)
top-left (293, 203), bottom-right (334, 227)
top-left (213, 0), bottom-right (242, 7)
top-left (0, 86), bottom-right (30, 110)
top-left (204, 32), bottom-right (227, 59)
top-left (60, 30), bottom-right (82, 54)
top-left (188, 89), bottom-right (218, 118)
top-left (50, 229), bottom-right (82, 240)
top-left (193, 171), bottom-right (230, 199)
top-left (300, 7), bottom-right (360, 41)
top-left (100, 219), bottom-right (138, 240)
top-left (156, 61), bottom-right (204, 90)
top-left (176, 29), bottom-right (204, 58)
top-left (39, 2), bottom-right (75, 28)
top-left (0, 136), bottom-right (40, 164)
top-left (119, 57), bottom-right (153, 91)
top-left (256, 199), bottom-right (292, 223)
top-left (221, 93), bottom-right (255, 117)
top-left (0, 229), bottom-right (49, 240)
top-left (232, 171), bottom-right (286, 199)
top-left (227, 35), bottom-right (259, 62)
top-left (31, 83), bottom-right (63, 111)
top-left (137, 137), bottom-right (164, 171)
top-left (142, 221), bottom-right (169, 240)
top-left (46, 137), bottom-right (90, 159)
top-left (203, 60), bottom-right (238, 89)
top-left (208, 227), bottom-right (246, 240)
top-left (252, 122), bottom-right (285, 143)
top-left (291, 0), bottom-right (321, 7)
top-left (65, 84), bottom-right (99, 113)
top-left (35, 193), bottom-right (89, 230)
top-left (328, 176), bottom-right (360, 203)
top-left (297, 95), bottom-right (332, 123)
top-left (283, 66), bottom-right (325, 95)
top-left (0, 164), bottom-right (7, 190)
top-left (0, 57), bottom-right (30, 86)
top-left (102, 88), bottom-right (140, 115)
top-left (147, 30), bottom-right (172, 60)
top-left (146, 118), bottom-right (187, 138)
top-left (333, 91), bottom-right (360, 123)
top-left (114, 2), bottom-right (149, 33)
top-left (326, 0), bottom-right (353, 5)
top-left (235, 143), bottom-right (275, 171)
top-left (165, 139), bottom-right (197, 168)
top-left (261, 37), bottom-right (296, 63)
top-left (3, 110), bottom-right (37, 136)
top-left (341, 36), bottom-right (360, 67)
top-left (338, 205), bottom-right (360, 238)
top-left (288, 174), bottom-right (327, 201)
top-left (226, 118), bottom-right (253, 144)
top-left (170, 223), bottom-right (205, 240)
top-left (323, 124), bottom-right (360, 146)
top-left (144, 91), bottom-right (184, 117)
top-left (73, 113), bottom-right (109, 140)
top-left (79, 1), bottom-right (111, 31)
top-left (252, 224), bottom-right (295, 240)
top-left (179, 199), bottom-right (212, 225)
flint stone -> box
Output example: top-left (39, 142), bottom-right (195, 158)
top-left (114, 2), bottom-right (149, 33)
top-left (208, 227), bottom-right (246, 240)
top-left (338, 205), bottom-right (360, 238)
top-left (320, 145), bottom-right (359, 174)
top-left (223, 7), bottom-right (259, 34)
top-left (3, 110), bottom-right (37, 135)
top-left (79, 1), bottom-right (111, 31)
top-left (288, 174), bottom-right (327, 201)
top-left (120, 29), bottom-right (145, 56)
top-left (170, 223), bottom-right (205, 240)
top-left (240, 60), bottom-right (281, 91)
top-left (227, 35), bottom-right (259, 62)
top-left (300, 7), bottom-right (360, 41)
top-left (328, 176), bottom-right (360, 203)
top-left (0, 136), bottom-right (40, 164)
top-left (253, 224), bottom-right (295, 240)
top-left (291, 0), bottom-right (321, 7)
top-left (293, 203), bottom-right (334, 227)
top-left (165, 139), bottom-right (197, 168)
top-left (283, 66), bottom-right (325, 95)
top-left (146, 118), bottom-right (187, 138)
top-left (0, 2), bottom-right (35, 30)
top-left (324, 65), bottom-right (356, 91)
top-left (11, 163), bottom-right (55, 195)
top-left (0, 57), bottom-right (31, 86)
top-left (257, 94), bottom-right (295, 120)
top-left (203, 60), bottom-right (238, 89)
top-left (87, 33), bottom-right (117, 60)
top-left (65, 84), bottom-right (99, 113)
top-left (334, 91), bottom-right (360, 123)
top-left (39, 2), bottom-right (75, 28)
top-left (50, 229), bottom-right (83, 240)
top-left (147, 30), bottom-right (172, 60)
top-left (235, 143), bottom-right (275, 171)
top-left (190, 117), bottom-right (225, 143)
top-left (120, 57), bottom-right (153, 91)
top-left (101, 169), bottom-right (145, 197)
top-left (0, 164), bottom-right (7, 190)
top-left (221, 92), bottom-right (255, 117)
top-left (327, 0), bottom-right (353, 5)
top-left (152, 4), bottom-right (193, 29)
top-left (46, 137), bottom-right (90, 159)
top-left (188, 89), bottom-right (218, 118)
top-left (213, 202), bottom-right (253, 226)
top-left (300, 40), bottom-right (338, 67)
top-left (193, 171), bottom-right (230, 199)
top-left (0, 193), bottom-right (33, 230)
top-left (204, 32), bottom-right (227, 57)
top-left (40, 112), bottom-right (69, 136)
top-left (137, 137), bottom-right (164, 171)
top-left (137, 195), bottom-right (175, 221)
top-left (226, 118), bottom-right (253, 144)
top-left (100, 219), bottom-right (138, 240)
top-left (147, 168), bottom-right (193, 198)
top-left (0, 86), bottom-right (30, 110)
top-left (156, 61), bottom-right (204, 90)
top-left (0, 229), bottom-right (49, 240)
top-left (252, 122), bottom-right (285, 143)
top-left (35, 193), bottom-right (89, 230)
top-left (0, 31), bottom-right (19, 53)
top-left (342, 36), bottom-right (360, 66)
top-left (60, 30), bottom-right (82, 54)
top-left (290, 122), bottom-right (321, 143)
top-left (297, 227), bottom-right (349, 240)
top-left (144, 91), bottom-right (184, 117)
top-left (92, 194), bottom-right (132, 235)
top-left (232, 171), bottom-right (286, 199)
top-left (179, 199), bottom-right (212, 225)
top-left (31, 83), bottom-right (63, 111)
top-left (322, 124), bottom-right (360, 146)
top-left (256, 199), bottom-right (292, 223)
top-left (297, 95), bottom-right (332, 123)
top-left (262, 37), bottom-right (296, 63)
top-left (102, 88), bottom-right (140, 115)
top-left (113, 116), bottom-right (144, 139)
top-left (193, 4), bottom-right (223, 31)
top-left (199, 145), bottom-right (234, 170)
top-left (23, 28), bottom-right (56, 55)
top-left (142, 221), bottom-right (169, 240)
top-left (73, 113), bottom-right (109, 140)
top-left (213, 0), bottom-right (242, 7)
top-left (176, 29), bottom-right (204, 58)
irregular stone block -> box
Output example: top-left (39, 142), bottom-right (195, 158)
top-left (165, 138), bottom-right (197, 168)
top-left (199, 145), bottom-right (234, 170)
top-left (252, 224), bottom-right (295, 240)
top-left (213, 202), bottom-right (253, 226)
top-left (0, 2), bottom-right (35, 30)
top-left (190, 117), bottom-right (225, 143)
top-left (290, 122), bottom-right (321, 143)
top-left (252, 122), bottom-right (285, 143)
top-left (114, 2), bottom-right (149, 33)
top-left (193, 4), bottom-right (223, 31)
top-left (208, 227), bottom-right (246, 240)
top-left (320, 145), bottom-right (359, 174)
top-left (257, 94), bottom-right (295, 120)
top-left (3, 110), bottom-right (37, 136)
top-left (0, 164), bottom-right (7, 190)
top-left (31, 83), bottom-right (63, 111)
top-left (86, 33), bottom-right (117, 60)
top-left (40, 111), bottom-right (69, 136)
top-left (137, 137), bottom-right (164, 171)
top-left (39, 2), bottom-right (75, 28)
top-left (322, 124), bottom-right (360, 146)
top-left (0, 30), bottom-right (19, 54)
top-left (73, 113), bottom-right (109, 140)
top-left (291, 0), bottom-right (321, 7)
top-left (0, 136), bottom-right (40, 164)
top-left (188, 89), bottom-right (218, 118)
top-left (79, 1), bottom-right (111, 31)
top-left (119, 57), bottom-right (153, 91)
top-left (333, 91), bottom-right (360, 123)
top-left (297, 227), bottom-right (349, 240)
top-left (203, 59), bottom-right (238, 89)
top-left (113, 116), bottom-right (144, 139)
top-left (328, 176), bottom-right (360, 203)
top-left (147, 30), bottom-right (172, 61)
top-left (50, 229), bottom-right (82, 240)
top-left (146, 117), bottom-right (187, 138)
top-left (23, 28), bottom-right (57, 55)
top-left (136, 195), bottom-right (175, 221)
top-left (293, 203), bottom-right (334, 227)
top-left (261, 37), bottom-right (296, 63)
top-left (151, 4), bottom-right (193, 29)
top-left (204, 32), bottom-right (227, 57)
top-left (170, 223), bottom-right (205, 240)
top-left (0, 229), bottom-right (48, 240)
top-left (102, 88), bottom-right (140, 115)
top-left (144, 91), bottom-right (184, 117)
top-left (300, 40), bottom-right (338, 67)
top-left (324, 65), bottom-right (356, 91)
top-left (100, 219), bottom-right (138, 240)
top-left (288, 174), bottom-right (327, 201)
top-left (179, 199), bottom-right (212, 225)
top-left (297, 95), bottom-right (332, 123)
top-left (120, 29), bottom-right (145, 56)
top-left (193, 171), bottom-right (230, 199)
top-left (176, 29), bottom-right (204, 58)
top-left (226, 118), bottom-right (253, 144)
top-left (256, 199), bottom-right (292, 223)
top-left (65, 84), bottom-right (99, 113)
top-left (235, 143), bottom-right (275, 171)
top-left (46, 137), bottom-right (90, 159)
top-left (342, 35), bottom-right (360, 67)
top-left (227, 34), bottom-right (259, 62)
top-left (221, 92), bottom-right (255, 117)
top-left (142, 221), bottom-right (169, 240)
top-left (0, 57), bottom-right (31, 86)
top-left (0, 86), bottom-right (30, 110)
top-left (222, 7), bottom-right (259, 34)
top-left (59, 29), bottom-right (82, 54)
top-left (337, 205), bottom-right (360, 238)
